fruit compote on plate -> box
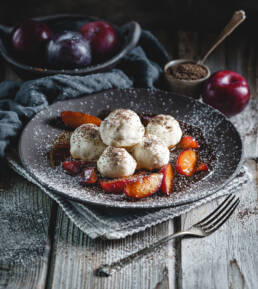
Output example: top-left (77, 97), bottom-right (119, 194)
top-left (49, 109), bottom-right (216, 200)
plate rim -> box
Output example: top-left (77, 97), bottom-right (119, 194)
top-left (18, 88), bottom-right (244, 209)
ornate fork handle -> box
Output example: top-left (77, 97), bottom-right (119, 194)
top-left (95, 228), bottom-right (202, 277)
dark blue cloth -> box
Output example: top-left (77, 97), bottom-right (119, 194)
top-left (0, 30), bottom-right (169, 174)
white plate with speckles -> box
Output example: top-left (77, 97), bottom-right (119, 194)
top-left (18, 88), bottom-right (243, 209)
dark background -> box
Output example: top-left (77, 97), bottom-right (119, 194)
top-left (0, 0), bottom-right (256, 31)
top-left (0, 0), bottom-right (256, 65)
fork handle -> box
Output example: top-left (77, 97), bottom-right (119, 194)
top-left (95, 230), bottom-right (189, 277)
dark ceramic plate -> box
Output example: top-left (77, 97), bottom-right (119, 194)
top-left (0, 14), bottom-right (141, 79)
top-left (18, 89), bottom-right (243, 209)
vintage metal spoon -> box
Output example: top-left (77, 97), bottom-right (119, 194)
top-left (164, 10), bottom-right (246, 97)
top-left (197, 10), bottom-right (246, 64)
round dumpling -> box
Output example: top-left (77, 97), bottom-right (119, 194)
top-left (100, 109), bottom-right (145, 147)
top-left (132, 134), bottom-right (169, 170)
top-left (97, 146), bottom-right (137, 178)
top-left (146, 114), bottom-right (182, 147)
top-left (70, 123), bottom-right (106, 161)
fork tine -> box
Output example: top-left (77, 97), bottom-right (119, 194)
top-left (196, 194), bottom-right (236, 227)
top-left (202, 198), bottom-right (240, 234)
top-left (195, 194), bottom-right (235, 226)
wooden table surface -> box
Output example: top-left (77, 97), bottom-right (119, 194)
top-left (0, 30), bottom-right (257, 289)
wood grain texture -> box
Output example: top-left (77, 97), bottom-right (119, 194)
top-left (1, 0), bottom-right (257, 32)
top-left (46, 208), bottom-right (176, 289)
top-left (0, 0), bottom-right (172, 28)
top-left (0, 61), bottom-right (54, 288)
top-left (179, 32), bottom-right (258, 289)
top-left (0, 170), bottom-right (53, 289)
top-left (180, 161), bottom-right (257, 289)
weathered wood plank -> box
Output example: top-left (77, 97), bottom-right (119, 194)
top-left (0, 64), bottom-right (55, 289)
top-left (0, 0), bottom-right (172, 29)
top-left (177, 30), bottom-right (199, 60)
top-left (179, 160), bottom-right (257, 289)
top-left (180, 33), bottom-right (258, 289)
top-left (200, 32), bottom-right (226, 73)
top-left (46, 208), bottom-right (176, 289)
top-left (0, 170), bottom-right (54, 289)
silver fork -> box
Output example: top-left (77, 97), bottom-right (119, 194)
top-left (95, 194), bottom-right (240, 277)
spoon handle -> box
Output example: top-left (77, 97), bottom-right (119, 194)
top-left (198, 10), bottom-right (246, 65)
top-left (0, 24), bottom-right (13, 36)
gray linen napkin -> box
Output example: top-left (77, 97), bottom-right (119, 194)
top-left (7, 151), bottom-right (249, 239)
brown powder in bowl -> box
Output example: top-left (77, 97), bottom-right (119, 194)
top-left (169, 63), bottom-right (207, 80)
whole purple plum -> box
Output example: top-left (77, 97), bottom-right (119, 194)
top-left (80, 21), bottom-right (118, 60)
top-left (46, 31), bottom-right (92, 69)
top-left (202, 70), bottom-right (250, 117)
top-left (11, 20), bottom-right (52, 58)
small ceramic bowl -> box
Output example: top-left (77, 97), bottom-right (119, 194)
top-left (164, 59), bottom-right (211, 99)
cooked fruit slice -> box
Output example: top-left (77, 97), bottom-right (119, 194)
top-left (160, 163), bottom-right (173, 195)
top-left (49, 131), bottom-right (72, 169)
top-left (61, 111), bottom-right (101, 128)
top-left (81, 167), bottom-right (98, 184)
top-left (100, 172), bottom-right (146, 193)
top-left (176, 149), bottom-right (197, 176)
top-left (196, 163), bottom-right (209, 172)
top-left (179, 136), bottom-right (199, 149)
top-left (168, 144), bottom-right (175, 150)
top-left (62, 160), bottom-right (85, 175)
top-left (124, 173), bottom-right (163, 199)
top-left (62, 160), bottom-right (96, 175)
